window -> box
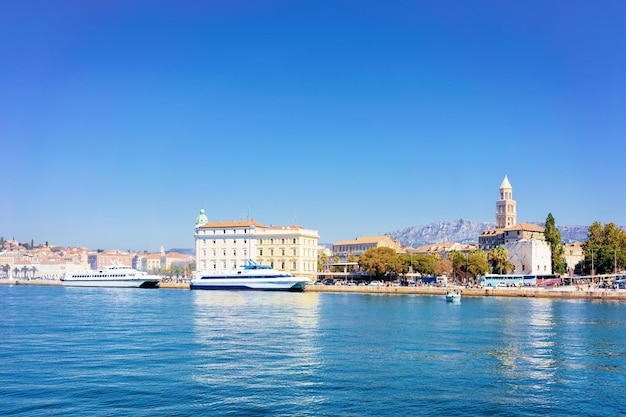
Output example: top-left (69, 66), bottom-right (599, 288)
top-left (223, 249), bottom-right (226, 256)
top-left (292, 249), bottom-right (296, 256)
top-left (282, 239), bottom-right (285, 244)
top-left (270, 249), bottom-right (274, 256)
top-left (293, 238), bottom-right (296, 244)
top-left (281, 249), bottom-right (285, 256)
top-left (259, 249), bottom-right (263, 256)
top-left (281, 262), bottom-right (285, 269)
top-left (292, 261), bottom-right (296, 270)
top-left (243, 249), bottom-right (247, 257)
top-left (233, 249), bottom-right (237, 256)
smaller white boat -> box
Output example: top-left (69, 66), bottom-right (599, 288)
top-left (62, 265), bottom-right (161, 288)
top-left (445, 291), bottom-right (461, 302)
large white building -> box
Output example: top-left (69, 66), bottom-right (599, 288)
top-left (479, 176), bottom-right (552, 275)
top-left (194, 209), bottom-right (319, 280)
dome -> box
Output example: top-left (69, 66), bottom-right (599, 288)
top-left (195, 208), bottom-right (209, 226)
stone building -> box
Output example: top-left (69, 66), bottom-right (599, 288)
top-left (194, 209), bottom-right (319, 280)
top-left (479, 176), bottom-right (552, 275)
top-left (332, 235), bottom-right (402, 262)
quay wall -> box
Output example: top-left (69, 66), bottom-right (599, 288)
top-left (3, 279), bottom-right (625, 300)
top-left (305, 284), bottom-right (626, 300)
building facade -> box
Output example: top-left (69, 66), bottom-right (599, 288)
top-left (332, 236), bottom-right (402, 262)
top-left (506, 239), bottom-right (553, 275)
top-left (256, 225), bottom-right (319, 280)
top-left (194, 209), bottom-right (319, 280)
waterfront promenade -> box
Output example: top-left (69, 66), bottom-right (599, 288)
top-left (2, 278), bottom-right (626, 300)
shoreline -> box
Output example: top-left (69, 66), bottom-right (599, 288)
top-left (2, 279), bottom-right (625, 300)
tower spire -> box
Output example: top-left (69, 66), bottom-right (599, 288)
top-left (496, 175), bottom-right (516, 228)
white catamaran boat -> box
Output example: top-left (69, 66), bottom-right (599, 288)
top-left (190, 260), bottom-right (310, 291)
top-left (61, 265), bottom-right (161, 288)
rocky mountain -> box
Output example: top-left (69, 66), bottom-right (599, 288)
top-left (387, 219), bottom-right (593, 248)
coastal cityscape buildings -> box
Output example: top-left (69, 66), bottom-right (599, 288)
top-left (0, 175), bottom-right (601, 282)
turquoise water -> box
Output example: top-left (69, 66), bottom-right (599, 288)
top-left (1, 285), bottom-right (625, 416)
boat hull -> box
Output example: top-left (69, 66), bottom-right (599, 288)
top-left (190, 277), bottom-right (308, 292)
top-left (61, 279), bottom-right (160, 288)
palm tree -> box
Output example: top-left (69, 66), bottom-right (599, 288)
top-left (30, 266), bottom-right (38, 279)
top-left (1, 264), bottom-right (10, 278)
top-left (21, 266), bottom-right (29, 280)
top-left (488, 247), bottom-right (509, 274)
top-left (13, 267), bottom-right (19, 279)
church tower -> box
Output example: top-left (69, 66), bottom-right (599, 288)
top-left (496, 175), bottom-right (516, 228)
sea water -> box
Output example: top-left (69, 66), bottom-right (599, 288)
top-left (1, 285), bottom-right (625, 416)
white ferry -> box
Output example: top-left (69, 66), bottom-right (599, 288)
top-left (190, 260), bottom-right (309, 292)
top-left (61, 265), bottom-right (161, 288)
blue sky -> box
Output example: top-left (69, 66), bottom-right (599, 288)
top-left (2, 1), bottom-right (625, 251)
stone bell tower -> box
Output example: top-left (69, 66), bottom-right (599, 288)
top-left (496, 175), bottom-right (516, 228)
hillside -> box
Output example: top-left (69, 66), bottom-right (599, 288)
top-left (387, 219), bottom-right (593, 248)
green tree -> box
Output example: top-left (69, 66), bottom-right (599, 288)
top-left (583, 222), bottom-right (626, 274)
top-left (387, 255), bottom-right (406, 276)
top-left (319, 253), bottom-right (328, 272)
top-left (413, 254), bottom-right (436, 276)
top-left (487, 246), bottom-right (509, 274)
top-left (467, 250), bottom-right (489, 282)
top-left (545, 213), bottom-right (566, 274)
top-left (358, 247), bottom-right (396, 277)
top-left (449, 250), bottom-right (467, 281)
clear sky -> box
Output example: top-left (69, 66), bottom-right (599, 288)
top-left (2, 1), bottom-right (625, 251)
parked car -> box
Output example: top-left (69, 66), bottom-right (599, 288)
top-left (323, 279), bottom-right (335, 286)
top-left (368, 280), bottom-right (383, 286)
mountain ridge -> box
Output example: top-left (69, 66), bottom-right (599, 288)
top-left (386, 219), bottom-right (597, 248)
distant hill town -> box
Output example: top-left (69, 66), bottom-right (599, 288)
top-left (386, 219), bottom-right (607, 248)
